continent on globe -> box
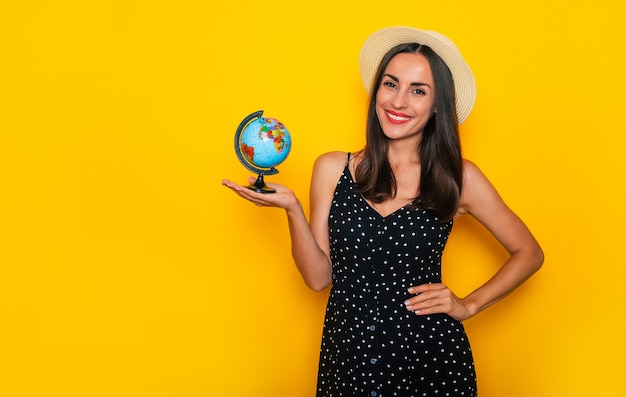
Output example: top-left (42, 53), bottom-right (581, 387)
top-left (239, 117), bottom-right (290, 168)
top-left (241, 143), bottom-right (255, 162)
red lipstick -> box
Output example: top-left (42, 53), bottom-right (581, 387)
top-left (385, 110), bottom-right (413, 125)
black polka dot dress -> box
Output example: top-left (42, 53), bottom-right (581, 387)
top-left (316, 158), bottom-right (477, 397)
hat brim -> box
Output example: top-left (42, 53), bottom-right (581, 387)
top-left (360, 26), bottom-right (476, 125)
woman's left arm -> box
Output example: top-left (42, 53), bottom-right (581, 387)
top-left (405, 160), bottom-right (544, 321)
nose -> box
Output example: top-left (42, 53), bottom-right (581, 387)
top-left (391, 91), bottom-right (407, 109)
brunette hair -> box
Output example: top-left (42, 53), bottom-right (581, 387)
top-left (354, 43), bottom-right (463, 223)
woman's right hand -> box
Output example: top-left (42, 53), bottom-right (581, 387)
top-left (221, 177), bottom-right (299, 211)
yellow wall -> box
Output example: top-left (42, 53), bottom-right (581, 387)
top-left (1, 1), bottom-right (624, 396)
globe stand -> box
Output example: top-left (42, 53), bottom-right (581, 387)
top-left (246, 173), bottom-right (276, 194)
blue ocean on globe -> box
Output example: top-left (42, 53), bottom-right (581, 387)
top-left (239, 117), bottom-right (291, 169)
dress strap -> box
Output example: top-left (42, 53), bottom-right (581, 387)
top-left (346, 152), bottom-right (351, 164)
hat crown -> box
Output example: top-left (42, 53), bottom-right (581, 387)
top-left (422, 30), bottom-right (461, 55)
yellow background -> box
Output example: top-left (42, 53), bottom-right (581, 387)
top-left (1, 0), bottom-right (624, 396)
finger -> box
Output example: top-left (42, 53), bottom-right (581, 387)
top-left (405, 298), bottom-right (443, 314)
top-left (222, 180), bottom-right (264, 203)
top-left (412, 303), bottom-right (446, 316)
top-left (404, 292), bottom-right (434, 310)
top-left (222, 179), bottom-right (243, 191)
top-left (404, 286), bottom-right (451, 308)
top-left (408, 283), bottom-right (446, 294)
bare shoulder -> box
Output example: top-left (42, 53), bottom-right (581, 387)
top-left (461, 158), bottom-right (484, 180)
top-left (312, 151), bottom-right (349, 185)
top-left (314, 151), bottom-right (349, 170)
top-left (458, 159), bottom-right (501, 216)
top-left (309, 151), bottom-right (349, 224)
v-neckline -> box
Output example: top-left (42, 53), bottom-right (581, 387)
top-left (344, 165), bottom-right (415, 219)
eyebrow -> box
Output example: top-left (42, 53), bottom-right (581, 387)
top-left (383, 73), bottom-right (432, 89)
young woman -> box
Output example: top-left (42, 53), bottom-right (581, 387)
top-left (223, 26), bottom-right (543, 397)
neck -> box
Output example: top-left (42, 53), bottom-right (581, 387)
top-left (387, 138), bottom-right (421, 166)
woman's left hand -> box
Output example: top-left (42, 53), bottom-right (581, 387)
top-left (404, 283), bottom-right (475, 321)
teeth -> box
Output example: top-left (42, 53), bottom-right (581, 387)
top-left (387, 112), bottom-right (411, 121)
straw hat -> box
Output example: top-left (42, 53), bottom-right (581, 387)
top-left (360, 26), bottom-right (476, 124)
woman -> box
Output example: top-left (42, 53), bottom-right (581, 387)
top-left (223, 26), bottom-right (543, 397)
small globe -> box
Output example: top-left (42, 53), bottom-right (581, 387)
top-left (234, 110), bottom-right (292, 193)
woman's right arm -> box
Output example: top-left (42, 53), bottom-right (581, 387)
top-left (222, 151), bottom-right (346, 291)
top-left (289, 151), bottom-right (346, 290)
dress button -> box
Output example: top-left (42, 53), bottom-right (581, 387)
top-left (370, 358), bottom-right (377, 364)
top-left (370, 392), bottom-right (378, 397)
top-left (369, 325), bottom-right (376, 331)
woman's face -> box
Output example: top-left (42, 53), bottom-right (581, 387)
top-left (375, 52), bottom-right (436, 141)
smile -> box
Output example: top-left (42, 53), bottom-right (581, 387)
top-left (385, 111), bottom-right (413, 124)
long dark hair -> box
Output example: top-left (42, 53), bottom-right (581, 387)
top-left (354, 43), bottom-right (463, 223)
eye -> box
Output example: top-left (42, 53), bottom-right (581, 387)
top-left (412, 88), bottom-right (426, 95)
top-left (382, 80), bottom-right (396, 89)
